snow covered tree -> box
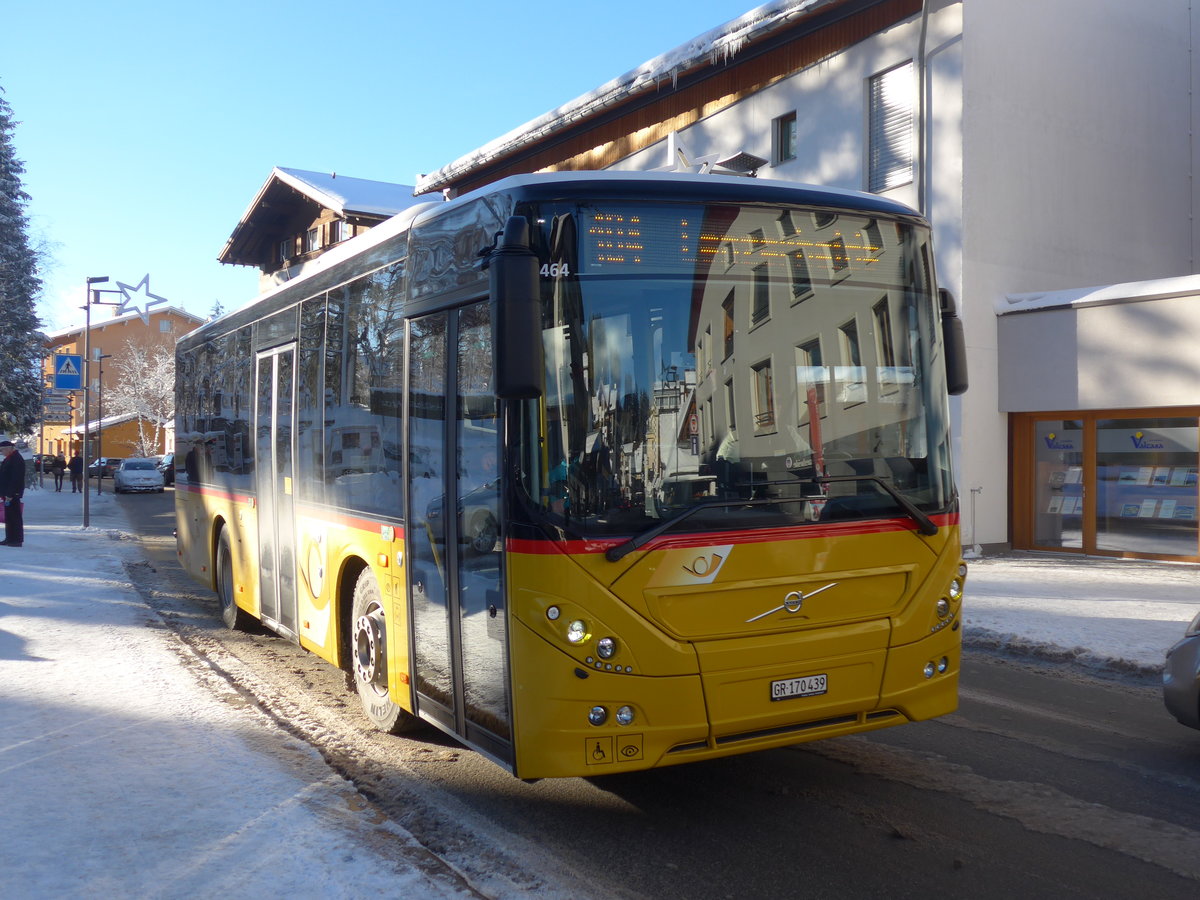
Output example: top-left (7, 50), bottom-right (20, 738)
top-left (0, 86), bottom-right (44, 435)
top-left (105, 339), bottom-right (175, 458)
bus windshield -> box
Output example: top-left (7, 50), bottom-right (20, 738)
top-left (521, 198), bottom-right (954, 538)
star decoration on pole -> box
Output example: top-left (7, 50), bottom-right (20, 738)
top-left (114, 274), bottom-right (170, 325)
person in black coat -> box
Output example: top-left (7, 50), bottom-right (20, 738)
top-left (0, 440), bottom-right (25, 547)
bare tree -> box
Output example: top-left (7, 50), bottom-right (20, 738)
top-left (106, 340), bottom-right (175, 458)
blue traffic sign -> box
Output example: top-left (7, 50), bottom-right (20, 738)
top-left (54, 354), bottom-right (83, 390)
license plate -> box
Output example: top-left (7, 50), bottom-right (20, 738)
top-left (770, 673), bottom-right (828, 701)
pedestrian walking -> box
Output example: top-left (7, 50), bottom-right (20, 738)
top-left (68, 453), bottom-right (83, 493)
top-left (51, 453), bottom-right (67, 491)
top-left (0, 440), bottom-right (26, 547)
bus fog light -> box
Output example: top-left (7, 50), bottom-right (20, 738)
top-left (546, 605), bottom-right (560, 621)
top-left (567, 620), bottom-right (587, 644)
top-left (588, 705), bottom-right (608, 726)
top-left (948, 578), bottom-right (963, 601)
top-left (923, 662), bottom-right (936, 679)
top-left (936, 598), bottom-right (950, 618)
top-left (958, 563), bottom-right (968, 578)
top-left (616, 705), bottom-right (635, 726)
top-left (597, 637), bottom-right (617, 659)
top-left (937, 656), bottom-right (949, 674)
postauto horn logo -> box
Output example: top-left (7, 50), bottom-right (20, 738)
top-left (1043, 432), bottom-right (1077, 450)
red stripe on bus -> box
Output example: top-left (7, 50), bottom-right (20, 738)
top-left (179, 484), bottom-right (403, 537)
top-left (506, 512), bottom-right (959, 556)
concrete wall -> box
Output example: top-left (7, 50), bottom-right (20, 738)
top-left (998, 293), bottom-right (1200, 412)
top-left (961, 0), bottom-right (1196, 545)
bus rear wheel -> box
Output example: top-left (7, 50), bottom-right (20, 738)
top-left (351, 568), bottom-right (421, 734)
top-left (216, 528), bottom-right (251, 631)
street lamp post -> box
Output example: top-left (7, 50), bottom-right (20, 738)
top-left (95, 353), bottom-right (112, 496)
top-left (80, 276), bottom-right (122, 527)
top-left (81, 276), bottom-right (107, 527)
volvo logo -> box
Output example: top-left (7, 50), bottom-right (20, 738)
top-left (746, 583), bottom-right (838, 623)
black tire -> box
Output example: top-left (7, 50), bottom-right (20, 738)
top-left (216, 528), bottom-right (251, 630)
top-left (467, 511), bottom-right (499, 554)
top-left (351, 568), bottom-right (421, 734)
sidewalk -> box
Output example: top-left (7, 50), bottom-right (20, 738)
top-left (0, 483), bottom-right (481, 900)
top-left (1, 482), bottom-right (1195, 896)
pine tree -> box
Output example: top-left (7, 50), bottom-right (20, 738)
top-left (0, 85), bottom-right (44, 435)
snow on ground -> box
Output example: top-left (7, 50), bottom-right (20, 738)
top-left (0, 485), bottom-right (479, 900)
top-left (963, 554), bottom-right (1198, 674)
top-left (1, 480), bottom-right (1196, 897)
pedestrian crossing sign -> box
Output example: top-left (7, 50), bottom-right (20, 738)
top-left (54, 354), bottom-right (83, 390)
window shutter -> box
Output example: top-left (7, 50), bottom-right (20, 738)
top-left (869, 61), bottom-right (915, 192)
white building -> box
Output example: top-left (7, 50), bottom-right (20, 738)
top-left (416, 0), bottom-right (1200, 562)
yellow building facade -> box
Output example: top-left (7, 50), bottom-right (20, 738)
top-left (42, 306), bottom-right (206, 461)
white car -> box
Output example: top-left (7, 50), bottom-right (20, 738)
top-left (113, 458), bottom-right (166, 493)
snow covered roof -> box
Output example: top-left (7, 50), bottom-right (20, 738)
top-left (998, 274), bottom-right (1200, 315)
top-left (43, 306), bottom-right (206, 342)
top-left (271, 168), bottom-right (420, 218)
top-left (219, 168), bottom-right (425, 269)
top-left (414, 0), bottom-right (833, 195)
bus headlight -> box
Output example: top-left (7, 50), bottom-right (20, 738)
top-left (923, 661), bottom-right (936, 679)
top-left (588, 705), bottom-right (608, 726)
top-left (616, 705), bottom-right (635, 726)
top-left (948, 578), bottom-right (963, 601)
top-left (937, 656), bottom-right (949, 674)
top-left (936, 598), bottom-right (950, 618)
top-left (597, 637), bottom-right (617, 659)
top-left (567, 620), bottom-right (588, 644)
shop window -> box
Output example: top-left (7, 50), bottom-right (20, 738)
top-left (1034, 420), bottom-right (1085, 550)
top-left (1094, 418), bottom-right (1198, 557)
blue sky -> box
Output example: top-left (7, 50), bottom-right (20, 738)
top-left (4, 0), bottom-right (754, 332)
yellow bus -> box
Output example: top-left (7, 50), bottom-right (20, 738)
top-left (175, 172), bottom-right (969, 779)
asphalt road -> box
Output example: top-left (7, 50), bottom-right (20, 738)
top-left (118, 489), bottom-right (1200, 899)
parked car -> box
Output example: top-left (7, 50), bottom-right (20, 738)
top-left (157, 452), bottom-right (175, 486)
top-left (1163, 610), bottom-right (1200, 730)
top-left (112, 458), bottom-right (165, 494)
top-left (86, 457), bottom-right (124, 479)
top-left (425, 477), bottom-right (500, 554)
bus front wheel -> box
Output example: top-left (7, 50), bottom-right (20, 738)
top-left (351, 568), bottom-right (421, 734)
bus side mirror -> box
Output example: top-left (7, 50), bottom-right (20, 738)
top-left (939, 288), bottom-right (968, 396)
top-left (489, 216), bottom-right (544, 399)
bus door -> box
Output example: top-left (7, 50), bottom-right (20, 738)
top-left (406, 303), bottom-right (512, 767)
top-left (254, 344), bottom-right (299, 638)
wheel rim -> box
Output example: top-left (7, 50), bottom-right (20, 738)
top-left (354, 607), bottom-right (387, 692)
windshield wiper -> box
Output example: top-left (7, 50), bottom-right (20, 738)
top-left (813, 475), bottom-right (939, 536)
top-left (605, 497), bottom-right (780, 562)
